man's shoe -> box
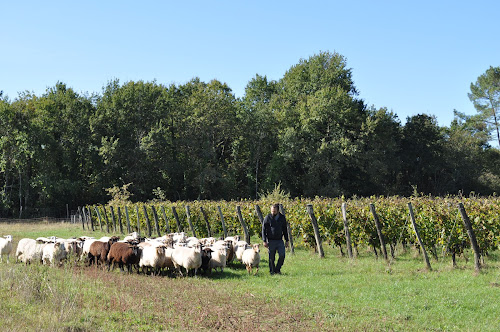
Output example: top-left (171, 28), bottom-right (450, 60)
top-left (275, 270), bottom-right (281, 275)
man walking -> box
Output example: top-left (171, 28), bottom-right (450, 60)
top-left (262, 203), bottom-right (289, 275)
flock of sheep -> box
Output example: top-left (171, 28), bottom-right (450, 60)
top-left (0, 232), bottom-right (262, 276)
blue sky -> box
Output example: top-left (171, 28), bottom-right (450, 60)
top-left (1, 1), bottom-right (499, 126)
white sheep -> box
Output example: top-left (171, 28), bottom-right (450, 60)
top-left (0, 235), bottom-right (13, 263)
top-left (81, 238), bottom-right (97, 260)
top-left (172, 232), bottom-right (187, 244)
top-left (42, 242), bottom-right (67, 266)
top-left (139, 245), bottom-right (166, 275)
top-left (123, 232), bottom-right (139, 242)
top-left (16, 238), bottom-right (46, 264)
top-left (209, 246), bottom-right (227, 272)
top-left (234, 240), bottom-right (251, 262)
top-left (171, 244), bottom-right (202, 276)
top-left (241, 243), bottom-right (260, 275)
top-left (186, 237), bottom-right (200, 247)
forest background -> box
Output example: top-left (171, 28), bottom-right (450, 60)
top-left (1, 51), bottom-right (499, 218)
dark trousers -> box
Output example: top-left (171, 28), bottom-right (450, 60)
top-left (268, 239), bottom-right (285, 273)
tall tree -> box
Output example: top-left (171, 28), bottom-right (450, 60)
top-left (269, 51), bottom-right (366, 197)
top-left (468, 66), bottom-right (500, 146)
top-left (400, 114), bottom-right (446, 194)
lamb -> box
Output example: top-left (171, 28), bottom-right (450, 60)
top-left (0, 235), bottom-right (13, 263)
top-left (241, 243), bottom-right (260, 275)
top-left (42, 242), bottom-right (67, 266)
top-left (171, 243), bottom-right (202, 276)
top-left (88, 238), bottom-right (118, 266)
top-left (107, 242), bottom-right (141, 273)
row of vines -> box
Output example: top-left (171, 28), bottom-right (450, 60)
top-left (83, 196), bottom-right (500, 265)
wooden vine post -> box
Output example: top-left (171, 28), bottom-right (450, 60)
top-left (117, 206), bottom-right (124, 234)
top-left (160, 206), bottom-right (171, 234)
top-left (306, 204), bottom-right (325, 258)
top-left (102, 205), bottom-right (110, 233)
top-left (458, 203), bottom-right (481, 273)
top-left (151, 206), bottom-right (162, 237)
top-left (171, 206), bottom-right (182, 233)
top-left (217, 206), bottom-right (228, 239)
top-left (279, 204), bottom-right (294, 254)
top-left (185, 205), bottom-right (197, 238)
top-left (236, 205), bottom-right (250, 244)
top-left (143, 205), bottom-right (152, 237)
top-left (369, 203), bottom-right (389, 261)
top-left (200, 206), bottom-right (211, 237)
top-left (110, 206), bottom-right (117, 233)
top-left (255, 204), bottom-right (264, 225)
top-left (408, 202), bottom-right (432, 271)
top-left (341, 203), bottom-right (354, 259)
top-left (94, 206), bottom-right (103, 231)
top-left (87, 207), bottom-right (94, 231)
top-left (78, 207), bottom-right (85, 230)
top-left (135, 205), bottom-right (141, 236)
top-left (125, 206), bottom-right (131, 234)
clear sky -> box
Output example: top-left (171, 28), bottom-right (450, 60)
top-left (1, 0), bottom-right (499, 126)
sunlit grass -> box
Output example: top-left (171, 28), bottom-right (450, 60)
top-left (0, 223), bottom-right (499, 330)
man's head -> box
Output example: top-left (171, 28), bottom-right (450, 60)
top-left (271, 203), bottom-right (280, 216)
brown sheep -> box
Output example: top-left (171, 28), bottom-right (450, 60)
top-left (88, 237), bottom-right (119, 266)
top-left (107, 242), bottom-right (141, 273)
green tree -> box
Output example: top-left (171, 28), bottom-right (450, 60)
top-left (240, 74), bottom-right (279, 198)
top-left (268, 51), bottom-right (367, 197)
top-left (468, 66), bottom-right (500, 146)
top-left (400, 114), bottom-right (446, 194)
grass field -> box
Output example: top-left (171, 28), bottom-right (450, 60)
top-left (0, 222), bottom-right (499, 331)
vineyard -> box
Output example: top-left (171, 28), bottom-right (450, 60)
top-left (82, 195), bottom-right (500, 268)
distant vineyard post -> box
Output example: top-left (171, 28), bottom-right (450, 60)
top-left (135, 205), bottom-right (141, 235)
top-left (217, 206), bottom-right (228, 238)
top-left (143, 205), bottom-right (152, 237)
top-left (161, 206), bottom-right (170, 234)
top-left (185, 205), bottom-right (196, 238)
top-left (172, 206), bottom-right (182, 233)
top-left (87, 207), bottom-right (94, 231)
top-left (369, 203), bottom-right (388, 261)
top-left (458, 203), bottom-right (481, 273)
top-left (94, 206), bottom-right (103, 231)
top-left (110, 206), bottom-right (117, 233)
top-left (78, 207), bottom-right (85, 230)
top-left (236, 206), bottom-right (250, 244)
top-left (200, 206), bottom-right (211, 237)
top-left (102, 206), bottom-right (110, 233)
top-left (125, 206), bottom-right (131, 234)
top-left (255, 205), bottom-right (264, 225)
top-left (117, 206), bottom-right (124, 234)
top-left (341, 203), bottom-right (354, 259)
top-left (306, 204), bottom-right (325, 258)
top-left (408, 202), bottom-right (432, 271)
top-left (151, 206), bottom-right (162, 237)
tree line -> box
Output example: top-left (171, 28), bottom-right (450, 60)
top-left (1, 51), bottom-right (499, 217)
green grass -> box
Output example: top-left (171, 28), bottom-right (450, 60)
top-left (1, 222), bottom-right (499, 331)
